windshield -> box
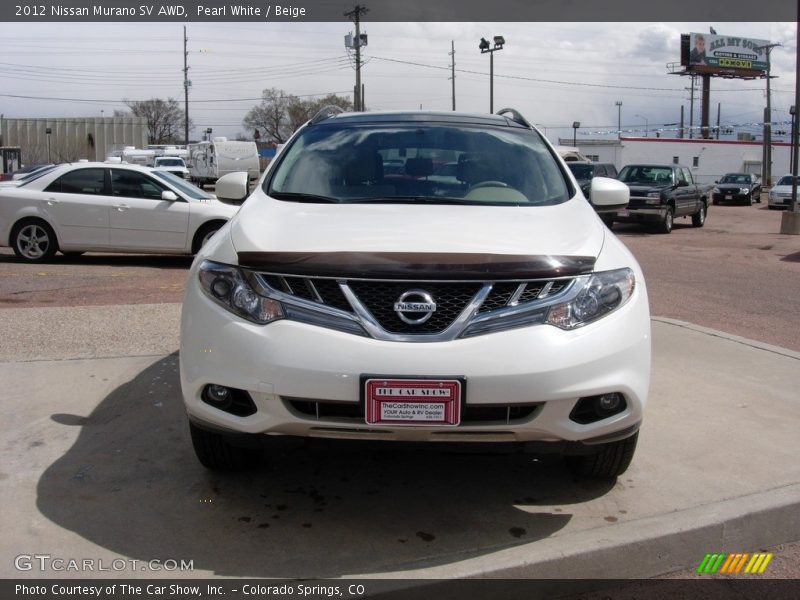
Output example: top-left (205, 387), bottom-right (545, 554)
top-left (618, 166), bottom-right (674, 185)
top-left (156, 158), bottom-right (185, 167)
top-left (152, 171), bottom-right (213, 200)
top-left (567, 164), bottom-right (594, 179)
top-left (267, 122), bottom-right (570, 206)
top-left (777, 176), bottom-right (799, 186)
top-left (720, 174), bottom-right (751, 184)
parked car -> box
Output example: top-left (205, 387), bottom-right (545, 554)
top-left (567, 162), bottom-right (619, 197)
top-left (615, 164), bottom-right (711, 233)
top-left (0, 162), bottom-right (239, 262)
top-left (179, 108), bottom-right (650, 479)
top-left (712, 173), bottom-right (761, 206)
top-left (152, 156), bottom-right (190, 179)
top-left (768, 175), bottom-right (799, 210)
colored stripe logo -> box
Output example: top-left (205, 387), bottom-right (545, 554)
top-left (697, 552), bottom-right (773, 574)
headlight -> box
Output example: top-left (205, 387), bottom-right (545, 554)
top-left (198, 260), bottom-right (284, 324)
top-left (740, 187), bottom-right (750, 194)
top-left (646, 191), bottom-right (660, 198)
top-left (546, 268), bottom-right (635, 330)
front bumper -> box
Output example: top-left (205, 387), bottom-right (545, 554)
top-left (179, 276), bottom-right (651, 445)
top-left (713, 191), bottom-right (751, 204)
top-left (614, 204), bottom-right (667, 223)
top-left (769, 196), bottom-right (792, 208)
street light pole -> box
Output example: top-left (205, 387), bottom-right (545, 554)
top-left (46, 127), bottom-right (51, 163)
top-left (479, 35), bottom-right (505, 113)
top-left (615, 101), bottom-right (622, 140)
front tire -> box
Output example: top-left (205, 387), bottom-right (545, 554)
top-left (192, 222), bottom-right (224, 254)
top-left (11, 219), bottom-right (58, 262)
top-left (189, 422), bottom-right (260, 471)
top-left (657, 206), bottom-right (674, 234)
top-left (567, 432), bottom-right (639, 479)
top-left (692, 202), bottom-right (706, 227)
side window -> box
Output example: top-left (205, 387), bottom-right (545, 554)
top-left (682, 168), bottom-right (694, 185)
top-left (44, 168), bottom-right (105, 195)
top-left (111, 170), bottom-right (167, 200)
top-left (594, 165), bottom-right (606, 177)
top-left (676, 169), bottom-right (688, 184)
top-left (605, 164), bottom-right (618, 178)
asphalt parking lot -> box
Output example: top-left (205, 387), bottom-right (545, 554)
top-left (0, 199), bottom-right (799, 582)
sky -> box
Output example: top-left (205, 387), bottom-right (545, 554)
top-left (0, 21), bottom-right (796, 144)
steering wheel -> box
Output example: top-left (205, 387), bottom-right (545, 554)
top-left (469, 181), bottom-right (509, 190)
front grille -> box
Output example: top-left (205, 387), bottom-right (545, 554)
top-left (285, 397), bottom-right (539, 424)
top-left (349, 281), bottom-right (482, 334)
top-left (252, 271), bottom-right (578, 340)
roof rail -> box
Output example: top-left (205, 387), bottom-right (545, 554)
top-left (310, 105), bottom-right (345, 125)
top-left (496, 108), bottom-right (532, 129)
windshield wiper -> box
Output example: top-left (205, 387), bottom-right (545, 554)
top-left (347, 196), bottom-right (475, 205)
top-left (270, 191), bottom-right (340, 203)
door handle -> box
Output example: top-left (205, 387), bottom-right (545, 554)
top-left (112, 204), bottom-right (129, 211)
top-left (45, 198), bottom-right (59, 205)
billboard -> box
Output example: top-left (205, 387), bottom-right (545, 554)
top-left (682, 33), bottom-right (770, 73)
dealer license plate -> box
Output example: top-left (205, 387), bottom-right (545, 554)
top-left (617, 209), bottom-right (630, 217)
top-left (364, 377), bottom-right (462, 426)
top-left (726, 194), bottom-right (733, 200)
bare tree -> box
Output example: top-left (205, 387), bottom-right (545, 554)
top-left (243, 88), bottom-right (295, 144)
top-left (122, 98), bottom-right (191, 144)
top-left (243, 89), bottom-right (353, 143)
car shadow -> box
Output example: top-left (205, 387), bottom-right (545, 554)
top-left (0, 252), bottom-right (193, 269)
top-left (36, 354), bottom-right (616, 578)
top-left (780, 251), bottom-right (800, 263)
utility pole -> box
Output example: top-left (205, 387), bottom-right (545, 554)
top-left (183, 26), bottom-right (190, 145)
top-left (687, 76), bottom-right (696, 139)
top-left (345, 5), bottom-right (368, 112)
top-left (615, 101), bottom-right (622, 140)
top-left (757, 43), bottom-right (780, 187)
top-left (449, 41), bottom-right (456, 111)
top-left (679, 105), bottom-right (685, 139)
top-left (716, 102), bottom-right (721, 139)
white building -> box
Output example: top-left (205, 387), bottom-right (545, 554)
top-left (561, 137), bottom-right (792, 186)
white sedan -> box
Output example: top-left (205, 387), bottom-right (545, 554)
top-left (0, 162), bottom-right (239, 262)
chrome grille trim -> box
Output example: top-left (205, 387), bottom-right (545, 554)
top-left (245, 270), bottom-right (584, 342)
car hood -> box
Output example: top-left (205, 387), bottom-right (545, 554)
top-left (625, 184), bottom-right (671, 195)
top-left (229, 195), bottom-right (606, 277)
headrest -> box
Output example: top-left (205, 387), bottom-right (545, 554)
top-left (405, 157), bottom-right (433, 177)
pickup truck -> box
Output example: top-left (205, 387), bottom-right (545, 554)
top-left (613, 164), bottom-right (712, 234)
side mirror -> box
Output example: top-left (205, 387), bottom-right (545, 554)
top-left (161, 190), bottom-right (178, 201)
top-left (714, 180), bottom-right (719, 184)
top-left (590, 177), bottom-right (629, 212)
top-left (215, 172), bottom-right (250, 204)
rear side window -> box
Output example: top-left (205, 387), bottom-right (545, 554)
top-left (604, 164), bottom-right (618, 178)
top-left (44, 168), bottom-right (106, 195)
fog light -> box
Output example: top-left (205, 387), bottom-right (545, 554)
top-left (203, 384), bottom-right (233, 408)
top-left (597, 393), bottom-right (622, 412)
top-left (570, 393), bottom-right (627, 424)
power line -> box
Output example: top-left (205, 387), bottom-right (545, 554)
top-left (370, 55), bottom-right (785, 94)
